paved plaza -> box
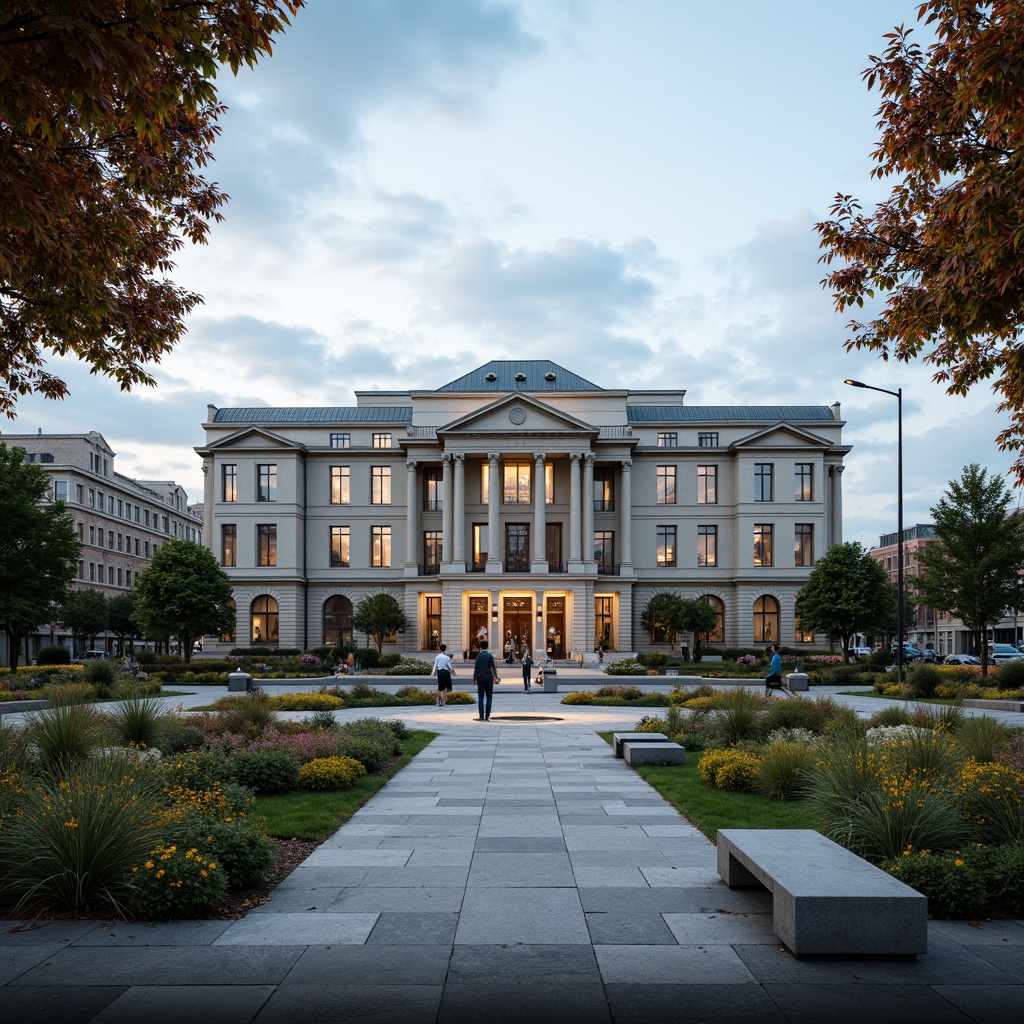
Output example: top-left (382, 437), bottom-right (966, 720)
top-left (2, 681), bottom-right (1023, 1023)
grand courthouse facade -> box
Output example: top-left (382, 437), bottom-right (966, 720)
top-left (196, 361), bottom-right (849, 659)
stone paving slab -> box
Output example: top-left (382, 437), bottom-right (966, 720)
top-left (89, 985), bottom-right (276, 1024)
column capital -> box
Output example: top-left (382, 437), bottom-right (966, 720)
top-left (406, 459), bottom-right (417, 471)
top-left (453, 452), bottom-right (465, 465)
top-left (621, 457), bottom-right (633, 470)
top-left (829, 464), bottom-right (845, 476)
top-left (533, 452), bottom-right (546, 463)
top-left (583, 452), bottom-right (596, 466)
top-left (442, 453), bottom-right (454, 465)
top-left (569, 452), bottom-right (581, 464)
top-left (487, 452), bottom-right (500, 463)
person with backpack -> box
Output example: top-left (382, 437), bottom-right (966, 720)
top-left (473, 641), bottom-right (500, 721)
top-left (764, 643), bottom-right (786, 697)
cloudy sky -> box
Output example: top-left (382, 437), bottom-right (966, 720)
top-left (8, 0), bottom-right (1019, 547)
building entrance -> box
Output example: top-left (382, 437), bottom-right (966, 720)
top-left (502, 596), bottom-right (533, 663)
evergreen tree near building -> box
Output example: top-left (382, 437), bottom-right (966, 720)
top-left (0, 443), bottom-right (80, 668)
top-left (918, 463), bottom-right (1024, 676)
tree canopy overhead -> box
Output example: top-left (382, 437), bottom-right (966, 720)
top-left (816, 1), bottom-right (1024, 478)
top-left (0, 1), bottom-right (303, 414)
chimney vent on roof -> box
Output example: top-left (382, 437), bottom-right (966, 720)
top-left (485, 372), bottom-right (497, 382)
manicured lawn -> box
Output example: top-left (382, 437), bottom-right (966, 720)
top-left (598, 732), bottom-right (822, 843)
top-left (256, 729), bottom-right (437, 841)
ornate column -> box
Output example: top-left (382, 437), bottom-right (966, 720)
top-left (405, 459), bottom-right (419, 571)
top-left (619, 458), bottom-right (633, 569)
top-left (582, 453), bottom-right (595, 570)
top-left (532, 452), bottom-right (548, 571)
top-left (568, 453), bottom-right (583, 570)
top-left (487, 452), bottom-right (501, 572)
top-left (441, 455), bottom-right (453, 567)
top-left (453, 453), bottom-right (466, 567)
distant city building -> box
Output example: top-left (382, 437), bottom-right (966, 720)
top-left (197, 360), bottom-right (849, 658)
top-left (0, 431), bottom-right (202, 664)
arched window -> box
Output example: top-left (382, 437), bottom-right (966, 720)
top-left (251, 595), bottom-right (279, 645)
top-left (794, 601), bottom-right (814, 643)
top-left (323, 595), bottom-right (353, 647)
top-left (220, 599), bottom-right (236, 643)
top-left (753, 595), bottom-right (779, 644)
top-left (701, 595), bottom-right (724, 643)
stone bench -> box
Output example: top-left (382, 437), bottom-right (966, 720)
top-left (623, 741), bottom-right (686, 766)
top-left (786, 672), bottom-right (809, 692)
top-left (717, 829), bottom-right (927, 959)
top-left (612, 731), bottom-right (668, 758)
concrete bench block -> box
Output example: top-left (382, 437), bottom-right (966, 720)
top-left (717, 829), bottom-right (927, 959)
top-left (623, 741), bottom-right (686, 766)
top-left (227, 672), bottom-right (254, 692)
top-left (612, 731), bottom-right (668, 758)
top-left (786, 672), bottom-right (809, 691)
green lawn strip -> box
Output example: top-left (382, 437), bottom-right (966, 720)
top-left (597, 731), bottom-right (822, 843)
top-left (256, 729), bottom-right (438, 841)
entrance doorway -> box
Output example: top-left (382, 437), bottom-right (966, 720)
top-left (502, 595), bottom-right (533, 663)
top-left (545, 595), bottom-right (566, 659)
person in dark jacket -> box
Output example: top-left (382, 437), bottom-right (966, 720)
top-left (522, 649), bottom-right (533, 691)
top-left (473, 642), bottom-right (500, 720)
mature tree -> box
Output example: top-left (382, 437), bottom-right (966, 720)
top-left (918, 463), bottom-right (1024, 675)
top-left (107, 592), bottom-right (139, 655)
top-left (640, 592), bottom-right (687, 652)
top-left (680, 598), bottom-right (720, 663)
top-left (132, 539), bottom-right (234, 664)
top-left (796, 542), bottom-right (897, 662)
top-left (0, 443), bottom-right (79, 667)
top-left (815, 1), bottom-right (1024, 478)
top-left (351, 592), bottom-right (410, 655)
top-left (58, 589), bottom-right (109, 658)
top-left (0, 2), bottom-right (303, 414)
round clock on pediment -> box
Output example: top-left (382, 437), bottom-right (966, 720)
top-left (509, 406), bottom-right (527, 425)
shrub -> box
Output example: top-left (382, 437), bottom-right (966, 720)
top-left (341, 717), bottom-right (403, 755)
top-left (334, 735), bottom-right (392, 772)
top-left (971, 841), bottom-right (1024, 916)
top-left (160, 751), bottom-right (233, 792)
top-left (956, 716), bottom-right (1013, 763)
top-left (955, 761), bottom-right (1024, 845)
top-left (683, 695), bottom-right (721, 713)
top-left (762, 696), bottom-right (824, 735)
top-left (378, 653), bottom-right (402, 668)
top-left (172, 810), bottom-right (276, 889)
top-left (229, 750), bottom-right (300, 794)
top-left (36, 645), bottom-right (71, 665)
top-left (385, 659), bottom-right (432, 675)
top-left (714, 687), bottom-right (765, 745)
top-left (380, 718), bottom-right (411, 741)
top-left (308, 709), bottom-right (338, 731)
top-left (819, 664), bottom-right (870, 687)
top-left (213, 693), bottom-right (280, 737)
top-left (756, 741), bottom-right (814, 800)
top-left (0, 752), bottom-right (164, 916)
top-left (595, 685), bottom-right (645, 700)
top-left (393, 685), bottom-right (436, 702)
top-left (445, 690), bottom-right (475, 705)
top-left (298, 756), bottom-right (367, 790)
top-left (355, 648), bottom-right (380, 669)
top-left (883, 848), bottom-right (988, 917)
top-left (561, 691), bottom-right (596, 705)
top-left (267, 693), bottom-right (344, 712)
top-left (130, 844), bottom-right (227, 919)
top-left (636, 652), bottom-right (669, 669)
top-left (992, 659), bottom-right (1024, 692)
top-left (905, 664), bottom-right (943, 699)
top-left (82, 658), bottom-right (119, 697)
top-left (709, 749), bottom-right (762, 793)
top-left (604, 658), bottom-right (648, 676)
top-left (868, 705), bottom-right (913, 728)
top-left (348, 682), bottom-right (376, 700)
top-left (109, 694), bottom-right (169, 749)
top-left (25, 700), bottom-right (104, 771)
top-left (155, 714), bottom-right (209, 755)
top-left (998, 731), bottom-right (1024, 771)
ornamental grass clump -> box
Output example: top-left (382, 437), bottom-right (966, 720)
top-left (25, 699), bottom-right (104, 772)
top-left (109, 693), bottom-right (169, 749)
top-left (0, 751), bottom-right (164, 917)
top-left (955, 716), bottom-right (1013, 763)
top-left (130, 844), bottom-right (227, 919)
top-left (713, 687), bottom-right (765, 745)
top-left (755, 741), bottom-right (815, 800)
top-left (954, 761), bottom-right (1024, 845)
top-left (212, 693), bottom-right (280, 737)
top-left (298, 755), bottom-right (367, 790)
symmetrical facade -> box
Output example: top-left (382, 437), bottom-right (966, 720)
top-left (196, 361), bottom-right (849, 658)
top-left (1, 431), bottom-right (202, 662)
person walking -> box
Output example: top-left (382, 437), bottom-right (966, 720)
top-left (764, 643), bottom-right (785, 697)
top-left (521, 648), bottom-right (533, 691)
top-left (472, 641), bottom-right (499, 721)
top-left (431, 643), bottom-right (455, 707)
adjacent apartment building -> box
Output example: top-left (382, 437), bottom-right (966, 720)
top-left (1, 431), bottom-right (202, 663)
top-left (196, 361), bottom-right (850, 659)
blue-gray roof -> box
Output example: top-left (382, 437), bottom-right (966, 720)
top-left (213, 407), bottom-right (412, 424)
top-left (438, 360), bottom-right (603, 392)
top-left (627, 406), bottom-right (836, 423)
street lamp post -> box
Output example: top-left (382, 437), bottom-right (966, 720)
top-left (844, 379), bottom-right (904, 684)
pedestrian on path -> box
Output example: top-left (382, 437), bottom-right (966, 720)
top-left (472, 641), bottom-right (499, 720)
top-left (764, 642), bottom-right (787, 697)
top-left (431, 643), bottom-right (454, 706)
top-left (521, 648), bottom-right (533, 691)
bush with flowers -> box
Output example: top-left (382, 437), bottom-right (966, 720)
top-left (698, 748), bottom-right (762, 792)
top-left (298, 756), bottom-right (367, 790)
top-left (130, 844), bottom-right (227, 919)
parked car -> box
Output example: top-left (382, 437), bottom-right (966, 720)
top-left (944, 653), bottom-right (981, 665)
top-left (889, 644), bottom-right (923, 661)
top-left (80, 650), bottom-right (107, 660)
top-left (850, 646), bottom-right (873, 657)
top-left (988, 643), bottom-right (1024, 664)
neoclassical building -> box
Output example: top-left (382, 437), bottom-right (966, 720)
top-left (196, 361), bottom-right (849, 658)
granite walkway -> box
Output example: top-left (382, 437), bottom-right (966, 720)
top-left (2, 698), bottom-right (1024, 1023)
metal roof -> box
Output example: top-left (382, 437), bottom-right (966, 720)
top-left (212, 407), bottom-right (412, 424)
top-left (437, 360), bottom-right (604, 393)
top-left (626, 406), bottom-right (836, 423)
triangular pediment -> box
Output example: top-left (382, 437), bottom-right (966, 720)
top-left (730, 423), bottom-right (834, 450)
top-left (197, 426), bottom-right (307, 454)
top-left (439, 393), bottom-right (598, 439)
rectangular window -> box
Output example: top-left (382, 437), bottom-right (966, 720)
top-left (697, 465), bottom-right (717, 504)
top-left (221, 524), bottom-right (237, 567)
top-left (108, 531), bottom-right (114, 549)
top-left (77, 522), bottom-right (84, 541)
top-left (54, 480), bottom-right (68, 501)
top-left (594, 468), bottom-right (614, 511)
top-left (89, 562), bottom-right (95, 581)
top-left (657, 432), bottom-right (678, 447)
top-left (480, 460), bottom-right (490, 504)
top-left (656, 525), bottom-right (677, 567)
top-left (257, 524), bottom-right (277, 567)
top-left (76, 484), bottom-right (84, 503)
top-left (656, 465), bottom-right (677, 504)
top-left (144, 541), bottom-right (150, 557)
top-left (372, 432), bottom-right (392, 448)
top-left (698, 432), bottom-right (719, 447)
top-left (754, 524), bottom-right (774, 566)
top-left (754, 463), bottom-right (774, 502)
top-left (125, 569), bottom-right (131, 588)
top-left (795, 463), bottom-right (813, 501)
top-left (371, 526), bottom-right (391, 567)
top-left (698, 525), bottom-right (718, 567)
top-left (794, 523), bottom-right (814, 567)
top-left (505, 523), bottom-right (530, 571)
top-left (108, 495), bottom-right (114, 514)
top-left (88, 488), bottom-right (96, 508)
top-left (330, 432), bottom-right (350, 449)
top-left (594, 530), bottom-right (615, 573)
top-left (330, 466), bottom-right (350, 505)
top-left (78, 560), bottom-right (84, 579)
top-left (222, 464), bottom-right (237, 502)
top-left (371, 466), bottom-right (391, 504)
top-left (423, 530), bottom-right (442, 572)
top-left (89, 525), bottom-right (96, 545)
top-left (117, 533), bottom-right (123, 552)
top-left (117, 568), bottom-right (123, 587)
top-left (257, 464), bottom-right (277, 502)
top-left (503, 461), bottom-right (531, 504)
top-left (472, 523), bottom-right (488, 571)
top-left (330, 526), bottom-right (350, 568)
top-left (117, 499), bottom-right (123, 518)
top-left (144, 509), bottom-right (150, 527)
top-left (545, 462), bottom-right (554, 505)
top-left (424, 468), bottom-right (442, 511)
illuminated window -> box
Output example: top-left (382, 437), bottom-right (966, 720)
top-left (754, 595), bottom-right (779, 643)
top-left (221, 525), bottom-right (236, 567)
top-left (697, 525), bottom-right (717, 566)
top-left (257, 524), bottom-right (277, 566)
top-left (794, 523), bottom-right (813, 567)
top-left (330, 466), bottom-right (350, 504)
top-left (795, 463), bottom-right (813, 501)
top-left (656, 525), bottom-right (676, 567)
top-left (371, 466), bottom-right (391, 504)
top-left (330, 526), bottom-right (350, 568)
top-left (697, 465), bottom-right (717, 504)
top-left (754, 524), bottom-right (773, 566)
top-left (656, 465), bottom-right (676, 504)
top-left (257, 464), bottom-right (277, 502)
top-left (503, 461), bottom-right (531, 504)
top-left (371, 526), bottom-right (391, 567)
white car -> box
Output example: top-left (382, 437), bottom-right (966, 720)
top-left (989, 644), bottom-right (1024, 664)
top-left (850, 647), bottom-right (872, 657)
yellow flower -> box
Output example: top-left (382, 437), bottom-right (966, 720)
top-left (145, 860), bottom-right (155, 869)
top-left (156, 869), bottom-right (165, 878)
